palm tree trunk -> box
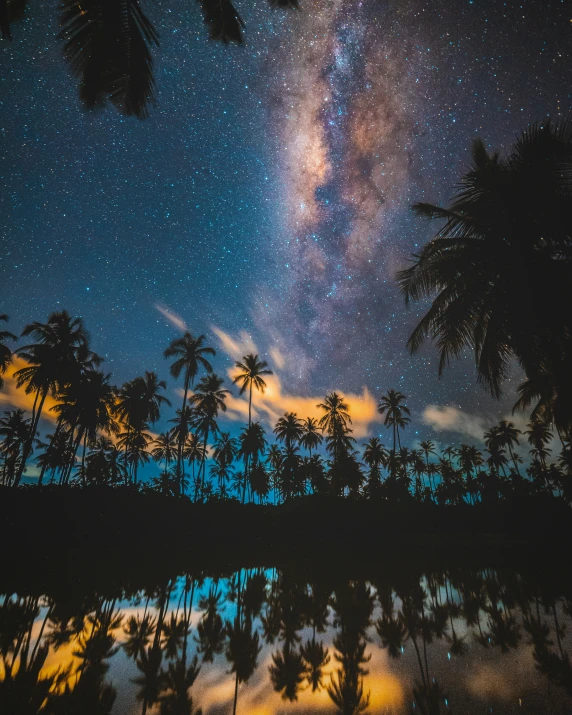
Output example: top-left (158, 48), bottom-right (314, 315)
top-left (14, 389), bottom-right (47, 486)
top-left (248, 384), bottom-right (252, 427)
top-left (176, 372), bottom-right (191, 497)
top-left (80, 432), bottom-right (88, 487)
top-left (38, 413), bottom-right (64, 487)
top-left (199, 427), bottom-right (209, 502)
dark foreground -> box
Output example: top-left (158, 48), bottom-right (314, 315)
top-left (1, 486), bottom-right (571, 596)
top-left (2, 491), bottom-right (572, 715)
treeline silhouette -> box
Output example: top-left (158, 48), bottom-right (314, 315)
top-left (1, 310), bottom-right (572, 509)
top-left (2, 561), bottom-right (572, 714)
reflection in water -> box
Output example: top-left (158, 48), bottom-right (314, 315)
top-left (1, 564), bottom-right (572, 714)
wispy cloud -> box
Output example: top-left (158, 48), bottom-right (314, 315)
top-left (213, 327), bottom-right (380, 438)
top-left (0, 357), bottom-right (59, 424)
top-left (421, 405), bottom-right (487, 442)
top-left (155, 304), bottom-right (187, 332)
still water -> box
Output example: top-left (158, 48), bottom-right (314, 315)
top-left (1, 561), bottom-right (571, 714)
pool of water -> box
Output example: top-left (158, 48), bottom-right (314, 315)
top-left (1, 561), bottom-right (571, 714)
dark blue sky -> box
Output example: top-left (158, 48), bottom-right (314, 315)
top-left (1, 0), bottom-right (571, 443)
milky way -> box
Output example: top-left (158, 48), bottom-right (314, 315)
top-left (1, 0), bottom-right (571, 441)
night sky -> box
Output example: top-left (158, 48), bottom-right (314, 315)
top-left (1, 0), bottom-right (571, 443)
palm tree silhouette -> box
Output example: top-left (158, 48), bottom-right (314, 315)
top-left (399, 120), bottom-right (572, 427)
top-left (233, 353), bottom-right (272, 428)
top-left (269, 642), bottom-right (307, 701)
top-left (274, 412), bottom-right (304, 452)
top-left (152, 431), bottom-right (178, 472)
top-left (378, 390), bottom-right (410, 473)
top-left (317, 392), bottom-right (353, 469)
top-left (362, 437), bottom-right (387, 495)
top-left (300, 416), bottom-right (323, 457)
top-left (13, 310), bottom-right (99, 485)
top-left (165, 332), bottom-right (215, 493)
top-left (0, 314), bottom-right (16, 390)
top-left (0, 409), bottom-right (31, 485)
top-left (4, 0), bottom-right (299, 119)
top-left (300, 637), bottom-right (330, 692)
top-left (190, 373), bottom-right (229, 500)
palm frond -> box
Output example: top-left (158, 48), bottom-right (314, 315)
top-left (60, 0), bottom-right (159, 119)
top-left (197, 0), bottom-right (245, 44)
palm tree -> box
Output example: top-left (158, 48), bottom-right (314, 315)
top-left (4, 0), bottom-right (299, 118)
top-left (300, 637), bottom-right (330, 692)
top-left (183, 432), bottom-right (205, 494)
top-left (233, 354), bottom-right (272, 427)
top-left (378, 389), bottom-right (410, 458)
top-left (495, 420), bottom-right (522, 475)
top-left (238, 422), bottom-right (267, 503)
top-left (13, 310), bottom-right (98, 485)
top-left (0, 314), bottom-right (16, 389)
top-left (190, 373), bottom-right (229, 500)
top-left (151, 431), bottom-right (178, 472)
top-left (317, 392), bottom-right (353, 468)
top-left (0, 409), bottom-right (31, 486)
top-left (212, 432), bottom-right (239, 468)
top-left (274, 412), bottom-right (304, 452)
top-left (269, 643), bottom-right (307, 701)
top-left (399, 121), bottom-right (572, 424)
top-left (164, 332), bottom-right (215, 492)
top-left (300, 417), bottom-right (323, 457)
top-left (362, 437), bottom-right (387, 495)
top-left (51, 369), bottom-right (118, 486)
top-left (525, 419), bottom-right (553, 464)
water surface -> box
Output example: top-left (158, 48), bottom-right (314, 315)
top-left (1, 561), bottom-right (571, 714)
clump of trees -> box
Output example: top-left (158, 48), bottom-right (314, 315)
top-left (1, 310), bottom-right (571, 506)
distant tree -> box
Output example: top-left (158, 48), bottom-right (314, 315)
top-left (233, 354), bottom-right (272, 427)
top-left (0, 314), bottom-right (16, 390)
top-left (165, 332), bottom-right (215, 494)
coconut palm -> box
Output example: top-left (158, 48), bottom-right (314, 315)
top-left (317, 392), bottom-right (354, 467)
top-left (238, 422), bottom-right (267, 503)
top-left (164, 332), bottom-right (215, 491)
top-left (152, 431), bottom-right (178, 472)
top-left (183, 432), bottom-right (205, 491)
top-left (13, 310), bottom-right (98, 485)
top-left (399, 121), bottom-right (572, 422)
top-left (274, 412), bottom-right (304, 452)
top-left (233, 354), bottom-right (272, 427)
top-left (300, 417), bottom-right (323, 457)
top-left (4, 0), bottom-right (298, 119)
top-left (190, 374), bottom-right (229, 499)
top-left (378, 389), bottom-right (410, 458)
top-left (0, 314), bottom-right (16, 389)
top-left (0, 409), bottom-right (31, 486)
top-left (212, 432), bottom-right (239, 468)
top-left (51, 369), bottom-right (118, 486)
top-left (300, 637), bottom-right (330, 692)
top-left (269, 643), bottom-right (307, 701)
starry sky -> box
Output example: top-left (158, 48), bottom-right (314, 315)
top-left (1, 0), bottom-right (571, 443)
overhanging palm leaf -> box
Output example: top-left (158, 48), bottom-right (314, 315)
top-left (60, 0), bottom-right (159, 119)
top-left (0, 0), bottom-right (27, 39)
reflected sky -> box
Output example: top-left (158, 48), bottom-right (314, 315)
top-left (2, 564), bottom-right (572, 714)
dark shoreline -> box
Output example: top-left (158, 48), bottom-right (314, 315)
top-left (1, 486), bottom-right (571, 596)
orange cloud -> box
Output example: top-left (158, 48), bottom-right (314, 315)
top-left (213, 328), bottom-right (381, 438)
top-left (0, 357), bottom-right (60, 423)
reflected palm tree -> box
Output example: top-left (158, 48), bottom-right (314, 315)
top-left (300, 637), bottom-right (330, 692)
top-left (269, 642), bottom-right (307, 701)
